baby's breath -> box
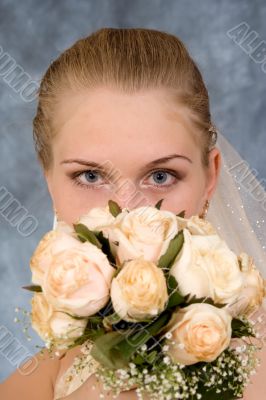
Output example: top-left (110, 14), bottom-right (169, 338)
top-left (95, 341), bottom-right (260, 399)
top-left (13, 306), bottom-right (32, 341)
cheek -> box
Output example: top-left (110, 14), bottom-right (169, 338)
top-left (184, 174), bottom-right (207, 217)
top-left (50, 174), bottom-right (109, 224)
top-left (160, 174), bottom-right (207, 217)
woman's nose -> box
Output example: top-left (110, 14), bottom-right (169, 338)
top-left (112, 179), bottom-right (151, 210)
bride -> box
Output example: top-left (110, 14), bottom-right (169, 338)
top-left (0, 27), bottom-right (265, 399)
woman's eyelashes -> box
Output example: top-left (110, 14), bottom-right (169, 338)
top-left (140, 169), bottom-right (182, 189)
top-left (70, 169), bottom-right (107, 190)
top-left (70, 168), bottom-right (183, 190)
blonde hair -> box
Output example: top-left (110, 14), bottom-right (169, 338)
top-left (33, 27), bottom-right (217, 169)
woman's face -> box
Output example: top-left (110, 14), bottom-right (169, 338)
top-left (45, 87), bottom-right (221, 225)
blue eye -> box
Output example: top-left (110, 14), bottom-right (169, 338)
top-left (83, 170), bottom-right (100, 183)
top-left (144, 170), bottom-right (179, 189)
top-left (71, 168), bottom-right (180, 190)
top-left (74, 169), bottom-right (105, 188)
top-left (152, 171), bottom-right (168, 184)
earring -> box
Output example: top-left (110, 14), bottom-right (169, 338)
top-left (199, 199), bottom-right (210, 219)
top-left (54, 207), bottom-right (59, 220)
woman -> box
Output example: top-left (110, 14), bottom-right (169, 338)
top-left (0, 27), bottom-right (265, 399)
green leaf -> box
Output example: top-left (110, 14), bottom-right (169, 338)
top-left (184, 294), bottom-right (226, 309)
top-left (196, 384), bottom-right (239, 400)
top-left (88, 315), bottom-right (104, 326)
top-left (231, 318), bottom-right (255, 338)
top-left (93, 230), bottom-right (117, 265)
top-left (73, 223), bottom-right (102, 248)
top-left (22, 285), bottom-right (42, 292)
top-left (103, 312), bottom-right (122, 330)
top-left (154, 199), bottom-right (164, 210)
top-left (166, 290), bottom-right (184, 309)
top-left (146, 350), bottom-right (158, 364)
top-left (167, 275), bottom-right (178, 292)
top-left (165, 275), bottom-right (185, 309)
top-left (131, 350), bottom-right (158, 365)
top-left (112, 310), bottom-right (172, 364)
top-left (111, 266), bottom-right (122, 279)
top-left (68, 327), bottom-right (105, 349)
top-left (176, 210), bottom-right (186, 218)
top-left (91, 331), bottom-right (129, 369)
top-left (158, 230), bottom-right (184, 269)
top-left (132, 353), bottom-right (145, 365)
top-left (108, 200), bottom-right (122, 217)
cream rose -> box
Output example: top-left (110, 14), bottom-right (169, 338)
top-left (78, 206), bottom-right (115, 232)
top-left (42, 241), bottom-right (115, 316)
top-left (228, 253), bottom-right (266, 317)
top-left (164, 303), bottom-right (232, 365)
top-left (31, 293), bottom-right (87, 349)
top-left (110, 257), bottom-right (168, 322)
top-left (177, 215), bottom-right (217, 236)
top-left (170, 229), bottom-right (243, 304)
top-left (106, 206), bottom-right (179, 265)
top-left (55, 220), bottom-right (76, 236)
top-left (30, 231), bottom-right (80, 286)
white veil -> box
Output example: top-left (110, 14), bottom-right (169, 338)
top-left (207, 132), bottom-right (266, 277)
top-left (53, 132), bottom-right (266, 277)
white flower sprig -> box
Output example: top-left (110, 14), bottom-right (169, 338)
top-left (94, 341), bottom-right (260, 400)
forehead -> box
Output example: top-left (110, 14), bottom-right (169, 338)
top-left (51, 87), bottom-right (199, 162)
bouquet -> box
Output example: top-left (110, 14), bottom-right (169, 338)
top-left (22, 199), bottom-right (266, 399)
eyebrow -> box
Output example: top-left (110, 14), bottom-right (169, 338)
top-left (61, 154), bottom-right (192, 172)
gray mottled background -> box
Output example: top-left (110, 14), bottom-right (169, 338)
top-left (0, 0), bottom-right (265, 382)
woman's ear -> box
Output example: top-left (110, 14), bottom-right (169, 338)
top-left (205, 147), bottom-right (221, 199)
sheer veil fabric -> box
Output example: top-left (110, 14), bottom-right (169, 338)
top-left (52, 132), bottom-right (266, 399)
top-left (52, 131), bottom-right (266, 277)
top-left (207, 132), bottom-right (266, 278)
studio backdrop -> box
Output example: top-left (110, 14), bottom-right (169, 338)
top-left (0, 0), bottom-right (265, 381)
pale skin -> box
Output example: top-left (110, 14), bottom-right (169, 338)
top-left (44, 87), bottom-right (220, 223)
top-left (1, 87), bottom-right (265, 399)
